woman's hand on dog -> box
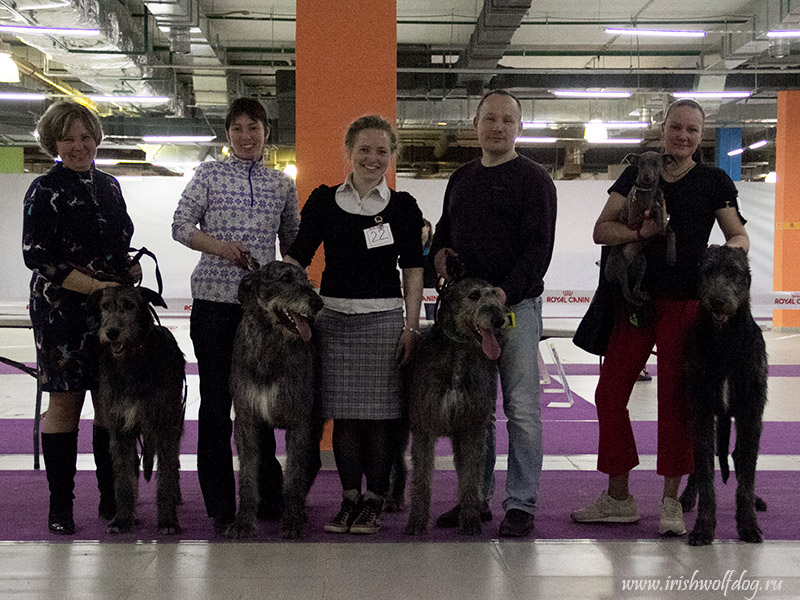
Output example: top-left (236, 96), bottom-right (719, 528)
top-left (218, 240), bottom-right (251, 268)
top-left (638, 210), bottom-right (660, 240)
top-left (395, 328), bottom-right (419, 366)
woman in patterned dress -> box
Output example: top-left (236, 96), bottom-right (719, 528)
top-left (172, 98), bottom-right (300, 531)
top-left (22, 102), bottom-right (141, 534)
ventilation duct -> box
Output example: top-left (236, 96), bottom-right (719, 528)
top-left (9, 0), bottom-right (174, 103)
top-left (142, 0), bottom-right (228, 109)
top-left (457, 0), bottom-right (533, 91)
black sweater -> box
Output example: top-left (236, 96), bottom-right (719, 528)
top-left (288, 185), bottom-right (424, 299)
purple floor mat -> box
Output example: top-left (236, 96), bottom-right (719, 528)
top-left (2, 469), bottom-right (797, 543)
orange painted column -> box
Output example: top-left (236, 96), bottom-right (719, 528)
top-left (295, 0), bottom-right (397, 287)
top-left (295, 1), bottom-right (398, 448)
top-left (774, 92), bottom-right (800, 328)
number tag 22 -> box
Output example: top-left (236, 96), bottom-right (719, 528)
top-left (363, 223), bottom-right (394, 249)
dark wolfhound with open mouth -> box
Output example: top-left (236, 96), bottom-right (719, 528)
top-left (405, 276), bottom-right (506, 536)
top-left (95, 285), bottom-right (186, 535)
top-left (227, 260), bottom-right (325, 539)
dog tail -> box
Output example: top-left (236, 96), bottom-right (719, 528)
top-left (142, 436), bottom-right (155, 482)
top-left (717, 414), bottom-right (732, 484)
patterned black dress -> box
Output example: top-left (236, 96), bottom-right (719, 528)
top-left (22, 163), bottom-right (134, 392)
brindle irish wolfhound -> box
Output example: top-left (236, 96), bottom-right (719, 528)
top-left (679, 246), bottom-right (768, 545)
top-left (405, 277), bottom-right (505, 536)
top-left (227, 261), bottom-right (325, 539)
top-left (94, 286), bottom-right (186, 535)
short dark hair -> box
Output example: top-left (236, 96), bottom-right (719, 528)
top-left (664, 98), bottom-right (706, 124)
top-left (344, 115), bottom-right (398, 154)
top-left (225, 97), bottom-right (270, 132)
top-left (36, 102), bottom-right (103, 158)
top-left (475, 89), bottom-right (522, 117)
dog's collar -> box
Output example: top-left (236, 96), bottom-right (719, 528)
top-left (440, 321), bottom-right (474, 346)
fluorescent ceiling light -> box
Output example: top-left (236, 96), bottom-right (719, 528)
top-left (89, 95), bottom-right (170, 104)
top-left (0, 92), bottom-right (46, 101)
top-left (727, 148), bottom-right (745, 156)
top-left (522, 121), bottom-right (549, 129)
top-left (553, 90), bottom-right (631, 98)
top-left (748, 140), bottom-right (768, 150)
top-left (586, 138), bottom-right (643, 145)
top-left (141, 135), bottom-right (216, 143)
top-left (767, 30), bottom-right (800, 38)
top-left (673, 91), bottom-right (752, 99)
top-left (0, 24), bottom-right (100, 36)
top-left (15, 1), bottom-right (71, 9)
top-left (605, 27), bottom-right (706, 38)
top-left (515, 137), bottom-right (558, 144)
top-left (592, 121), bottom-right (649, 129)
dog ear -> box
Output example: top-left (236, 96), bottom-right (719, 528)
top-left (623, 153), bottom-right (639, 166)
top-left (445, 252), bottom-right (467, 283)
top-left (138, 287), bottom-right (168, 309)
top-left (86, 288), bottom-right (105, 317)
top-left (238, 271), bottom-right (256, 305)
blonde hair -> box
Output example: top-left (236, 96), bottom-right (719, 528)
top-left (36, 102), bottom-right (103, 158)
top-left (345, 115), bottom-right (398, 155)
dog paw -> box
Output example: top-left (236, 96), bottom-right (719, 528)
top-left (279, 522), bottom-right (304, 539)
top-left (737, 523), bottom-right (763, 544)
top-left (688, 528), bottom-right (715, 546)
top-left (108, 517), bottom-right (134, 534)
top-left (459, 520), bottom-right (482, 536)
top-left (157, 522), bottom-right (181, 535)
top-left (226, 519), bottom-right (255, 540)
top-left (383, 498), bottom-right (405, 513)
top-left (405, 519), bottom-right (428, 536)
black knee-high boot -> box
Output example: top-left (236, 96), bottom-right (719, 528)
top-left (92, 425), bottom-right (116, 520)
top-left (42, 431), bottom-right (78, 535)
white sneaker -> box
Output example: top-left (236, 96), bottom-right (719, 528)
top-left (571, 491), bottom-right (640, 523)
top-left (659, 496), bottom-right (687, 536)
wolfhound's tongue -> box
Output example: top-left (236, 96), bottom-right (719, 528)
top-left (291, 311), bottom-right (312, 342)
top-left (480, 326), bottom-right (501, 360)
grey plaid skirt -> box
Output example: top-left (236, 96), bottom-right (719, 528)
top-left (315, 307), bottom-right (404, 419)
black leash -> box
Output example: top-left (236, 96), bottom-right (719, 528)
top-left (129, 246), bottom-right (163, 297)
top-left (129, 246), bottom-right (165, 325)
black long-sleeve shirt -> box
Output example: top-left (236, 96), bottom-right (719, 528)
top-left (287, 184), bottom-right (424, 299)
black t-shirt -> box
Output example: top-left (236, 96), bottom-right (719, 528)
top-left (608, 163), bottom-right (745, 299)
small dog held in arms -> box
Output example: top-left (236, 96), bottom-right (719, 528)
top-left (227, 261), bottom-right (325, 539)
top-left (604, 151), bottom-right (676, 309)
top-left (405, 275), bottom-right (506, 536)
top-left (94, 286), bottom-right (186, 535)
top-left (679, 245), bottom-right (768, 546)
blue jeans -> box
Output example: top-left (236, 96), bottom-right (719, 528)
top-left (483, 296), bottom-right (543, 515)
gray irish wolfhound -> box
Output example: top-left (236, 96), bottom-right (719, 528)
top-left (95, 286), bottom-right (186, 535)
top-left (227, 261), bottom-right (325, 539)
top-left (605, 151), bottom-right (676, 308)
top-left (679, 245), bottom-right (768, 545)
top-left (405, 277), bottom-right (505, 536)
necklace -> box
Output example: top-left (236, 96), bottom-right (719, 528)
top-left (665, 160), bottom-right (695, 180)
